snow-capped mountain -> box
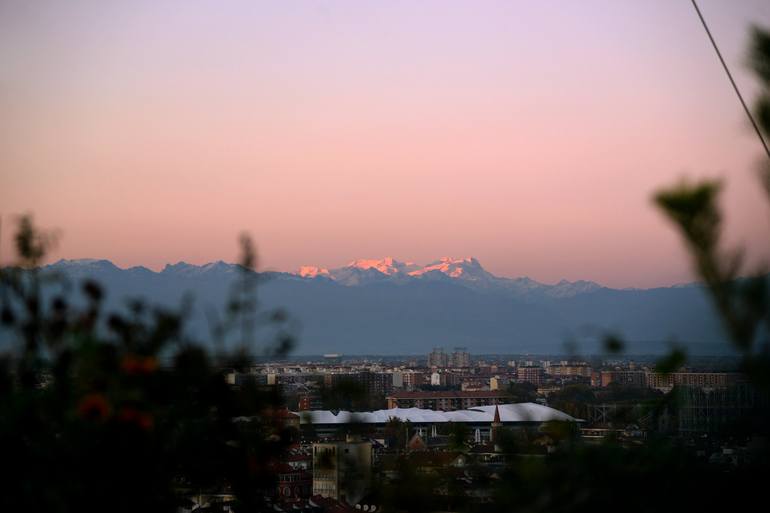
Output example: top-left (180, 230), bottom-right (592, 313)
top-left (294, 256), bottom-right (600, 298)
top-left (298, 266), bottom-right (330, 278)
top-left (161, 260), bottom-right (241, 276)
top-left (345, 257), bottom-right (421, 276)
top-left (28, 257), bottom-right (730, 355)
top-left (408, 257), bottom-right (491, 280)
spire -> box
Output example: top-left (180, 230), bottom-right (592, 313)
top-left (490, 405), bottom-right (502, 444)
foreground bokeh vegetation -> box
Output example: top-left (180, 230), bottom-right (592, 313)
top-left (0, 223), bottom-right (296, 512)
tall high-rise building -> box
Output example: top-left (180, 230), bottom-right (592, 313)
top-left (428, 347), bottom-right (448, 367)
top-left (451, 347), bottom-right (471, 368)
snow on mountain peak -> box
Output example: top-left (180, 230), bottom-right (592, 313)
top-left (408, 256), bottom-right (486, 279)
top-left (290, 256), bottom-right (492, 281)
top-left (438, 256), bottom-right (477, 264)
top-left (290, 256), bottom-right (599, 297)
top-left (345, 257), bottom-right (419, 276)
top-left (160, 261), bottom-right (239, 275)
top-left (298, 266), bottom-right (330, 278)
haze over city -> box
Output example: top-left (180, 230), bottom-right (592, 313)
top-left (3, 0), bottom-right (770, 289)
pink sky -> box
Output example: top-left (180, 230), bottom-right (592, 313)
top-left (2, 0), bottom-right (769, 288)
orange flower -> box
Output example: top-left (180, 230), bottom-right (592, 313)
top-left (140, 356), bottom-right (158, 374)
top-left (137, 412), bottom-right (154, 430)
top-left (120, 354), bottom-right (143, 374)
top-left (117, 407), bottom-right (154, 431)
top-left (77, 393), bottom-right (111, 421)
top-left (121, 354), bottom-right (158, 375)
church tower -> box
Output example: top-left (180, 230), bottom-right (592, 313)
top-left (490, 405), bottom-right (502, 443)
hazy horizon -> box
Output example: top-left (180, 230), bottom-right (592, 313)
top-left (3, 0), bottom-right (770, 289)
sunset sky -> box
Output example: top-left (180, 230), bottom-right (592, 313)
top-left (2, 0), bottom-right (769, 288)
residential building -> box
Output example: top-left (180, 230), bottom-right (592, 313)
top-left (599, 370), bottom-right (646, 387)
top-left (547, 363), bottom-right (592, 379)
top-left (428, 347), bottom-right (449, 368)
top-left (324, 371), bottom-right (392, 396)
top-left (517, 365), bottom-right (544, 385)
top-left (646, 372), bottom-right (743, 392)
top-left (312, 436), bottom-right (372, 505)
top-left (386, 390), bottom-right (511, 410)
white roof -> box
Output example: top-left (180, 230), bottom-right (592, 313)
top-left (297, 403), bottom-right (576, 425)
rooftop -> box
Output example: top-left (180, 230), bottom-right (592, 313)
top-left (298, 403), bottom-right (578, 425)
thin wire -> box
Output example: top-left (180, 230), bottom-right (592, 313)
top-left (690, 0), bottom-right (770, 162)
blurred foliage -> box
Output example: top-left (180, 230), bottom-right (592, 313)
top-left (654, 347), bottom-right (687, 375)
top-left (384, 417), bottom-right (410, 452)
top-left (375, 455), bottom-right (442, 513)
top-left (603, 334), bottom-right (625, 354)
top-left (653, 102), bottom-right (769, 386)
top-left (547, 384), bottom-right (596, 419)
top-left (0, 217), bottom-right (296, 513)
top-left (319, 378), bottom-right (385, 412)
top-left (749, 25), bottom-right (770, 190)
top-left (446, 422), bottom-right (470, 451)
top-left (548, 384), bottom-right (666, 427)
top-left (490, 441), bottom-right (767, 513)
top-left (595, 384), bottom-right (663, 404)
top-left (506, 381), bottom-right (538, 403)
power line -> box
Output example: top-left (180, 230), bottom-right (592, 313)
top-left (690, 0), bottom-right (770, 162)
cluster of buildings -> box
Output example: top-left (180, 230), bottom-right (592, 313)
top-left (260, 403), bottom-right (577, 512)
top-left (181, 400), bottom-right (581, 512)
top-left (197, 350), bottom-right (766, 512)
top-left (224, 351), bottom-right (750, 416)
top-left (596, 368), bottom-right (744, 392)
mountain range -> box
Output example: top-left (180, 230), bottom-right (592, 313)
top-left (21, 257), bottom-right (733, 355)
top-left (295, 257), bottom-right (602, 299)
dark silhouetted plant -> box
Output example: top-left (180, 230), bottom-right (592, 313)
top-left (0, 217), bottom-right (295, 513)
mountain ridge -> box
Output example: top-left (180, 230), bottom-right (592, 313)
top-left (19, 257), bottom-right (732, 356)
top-left (47, 256), bottom-right (613, 299)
